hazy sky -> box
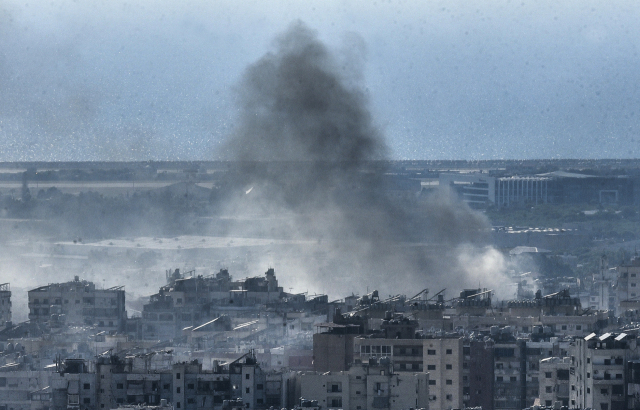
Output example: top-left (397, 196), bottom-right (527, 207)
top-left (1, 0), bottom-right (639, 161)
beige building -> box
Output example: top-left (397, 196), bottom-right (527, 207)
top-left (570, 333), bottom-right (633, 410)
top-left (422, 337), bottom-right (463, 410)
top-left (539, 357), bottom-right (571, 407)
top-left (618, 258), bottom-right (640, 310)
top-left (297, 359), bottom-right (429, 410)
top-left (353, 336), bottom-right (462, 409)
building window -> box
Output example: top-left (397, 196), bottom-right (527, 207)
top-left (510, 376), bottom-right (517, 382)
top-left (329, 397), bottom-right (342, 408)
top-left (446, 364), bottom-right (452, 370)
top-left (497, 376), bottom-right (503, 382)
top-left (84, 383), bottom-right (90, 390)
top-left (427, 350), bottom-right (436, 355)
top-left (117, 383), bottom-right (123, 389)
top-left (587, 372), bottom-right (591, 378)
top-left (587, 388), bottom-right (591, 394)
top-left (427, 365), bottom-right (436, 370)
top-left (546, 386), bottom-right (552, 393)
top-left (545, 372), bottom-right (552, 378)
top-left (327, 383), bottom-right (342, 393)
top-left (576, 325), bottom-right (582, 330)
top-left (177, 387), bottom-right (181, 393)
top-left (446, 379), bottom-right (452, 385)
top-left (601, 404), bottom-right (608, 410)
top-left (176, 403), bottom-right (180, 409)
top-left (176, 373), bottom-right (181, 379)
top-left (187, 383), bottom-right (194, 389)
top-left (245, 374), bottom-right (250, 379)
top-left (163, 384), bottom-right (170, 390)
top-left (446, 394), bottom-right (453, 400)
top-left (246, 387), bottom-right (250, 394)
top-left (446, 349), bottom-right (452, 354)
top-left (84, 398), bottom-right (91, 404)
top-left (601, 388), bottom-right (608, 395)
top-left (429, 380), bottom-right (436, 385)
top-left (546, 400), bottom-right (552, 406)
top-left (257, 384), bottom-right (263, 390)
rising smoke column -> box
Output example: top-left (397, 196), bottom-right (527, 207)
top-left (223, 21), bottom-right (509, 298)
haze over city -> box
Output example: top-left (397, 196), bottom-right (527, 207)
top-left (1, 0), bottom-right (640, 161)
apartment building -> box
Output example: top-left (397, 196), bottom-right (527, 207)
top-left (618, 257), bottom-right (640, 305)
top-left (422, 337), bottom-right (463, 410)
top-left (570, 332), bottom-right (633, 410)
top-left (0, 368), bottom-right (50, 410)
top-left (0, 283), bottom-right (10, 327)
top-left (463, 339), bottom-right (494, 410)
top-left (28, 276), bottom-right (126, 331)
top-left (296, 359), bottom-right (429, 410)
top-left (539, 357), bottom-right (570, 407)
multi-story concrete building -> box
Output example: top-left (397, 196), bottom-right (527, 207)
top-left (539, 357), bottom-right (570, 407)
top-left (618, 257), bottom-right (640, 306)
top-left (570, 332), bottom-right (634, 410)
top-left (296, 359), bottom-right (429, 410)
top-left (50, 359), bottom-right (97, 410)
top-left (28, 276), bottom-right (126, 331)
top-left (0, 283), bottom-right (10, 327)
top-left (142, 268), bottom-right (285, 340)
top-left (422, 336), bottom-right (463, 410)
top-left (0, 368), bottom-right (50, 410)
top-left (463, 339), bottom-right (494, 410)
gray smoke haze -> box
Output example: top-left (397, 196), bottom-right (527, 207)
top-left (223, 22), bottom-right (510, 298)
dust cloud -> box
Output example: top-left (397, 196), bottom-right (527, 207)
top-left (221, 22), bottom-right (511, 299)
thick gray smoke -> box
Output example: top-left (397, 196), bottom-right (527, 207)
top-left (223, 22), bottom-right (510, 298)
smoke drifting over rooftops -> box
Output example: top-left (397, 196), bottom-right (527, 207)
top-left (223, 22), bottom-right (511, 298)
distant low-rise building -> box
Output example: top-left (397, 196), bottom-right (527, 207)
top-left (28, 276), bottom-right (126, 331)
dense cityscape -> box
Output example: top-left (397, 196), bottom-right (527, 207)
top-left (1, 160), bottom-right (640, 410)
top-left (2, 2), bottom-right (639, 409)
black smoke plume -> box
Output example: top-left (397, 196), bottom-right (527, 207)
top-left (223, 22), bottom-right (508, 297)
